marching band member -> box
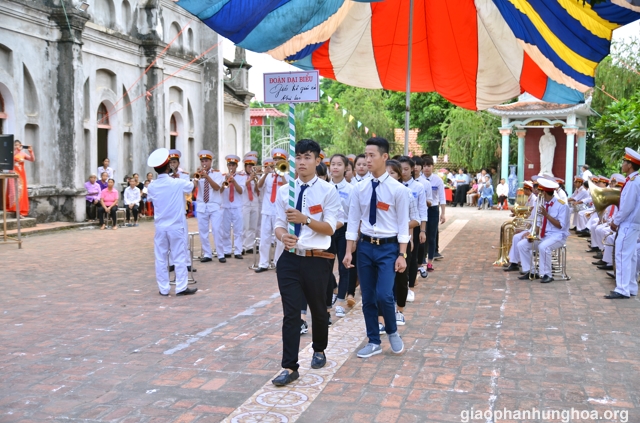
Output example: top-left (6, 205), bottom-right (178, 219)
top-left (147, 148), bottom-right (197, 296)
top-left (220, 154), bottom-right (245, 260)
top-left (271, 139), bottom-right (341, 386)
top-left (241, 154), bottom-right (261, 254)
top-left (567, 176), bottom-right (588, 229)
top-left (255, 149), bottom-right (289, 273)
top-left (517, 178), bottom-right (569, 283)
top-left (351, 154), bottom-right (370, 184)
top-left (195, 150), bottom-right (225, 263)
top-left (605, 147), bottom-right (640, 299)
top-left (576, 178), bottom-right (606, 236)
top-left (503, 181), bottom-right (537, 272)
top-left (589, 175), bottom-right (624, 258)
top-left (167, 149), bottom-right (193, 273)
top-left (344, 137), bottom-right (409, 358)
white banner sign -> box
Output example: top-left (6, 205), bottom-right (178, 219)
top-left (263, 71), bottom-right (319, 104)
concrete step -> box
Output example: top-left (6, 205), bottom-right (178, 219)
top-left (1, 216), bottom-right (37, 231)
top-left (0, 211), bottom-right (17, 219)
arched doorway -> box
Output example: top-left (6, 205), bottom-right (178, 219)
top-left (170, 114), bottom-right (178, 150)
top-left (97, 103), bottom-right (110, 166)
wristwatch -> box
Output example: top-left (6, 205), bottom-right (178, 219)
top-left (304, 216), bottom-right (311, 226)
top-left (399, 252), bottom-right (407, 259)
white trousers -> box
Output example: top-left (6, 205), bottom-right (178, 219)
top-left (592, 224), bottom-right (611, 250)
top-left (576, 209), bottom-right (593, 231)
top-left (222, 207), bottom-right (244, 255)
top-left (243, 204), bottom-right (260, 250)
top-left (197, 209), bottom-right (224, 259)
top-left (603, 233), bottom-right (615, 265)
top-left (518, 233), bottom-right (566, 276)
top-left (508, 231), bottom-right (528, 264)
top-left (259, 214), bottom-right (276, 268)
top-left (155, 227), bottom-right (188, 294)
top-left (614, 224), bottom-right (640, 297)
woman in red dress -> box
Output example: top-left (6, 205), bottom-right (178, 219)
top-left (6, 140), bottom-right (34, 216)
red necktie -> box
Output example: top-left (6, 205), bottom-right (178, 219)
top-left (540, 202), bottom-right (552, 238)
top-left (229, 177), bottom-right (234, 202)
top-left (609, 205), bottom-right (616, 219)
top-left (621, 176), bottom-right (630, 193)
top-left (204, 178), bottom-right (210, 203)
top-left (247, 180), bottom-right (254, 201)
top-left (270, 175), bottom-right (278, 203)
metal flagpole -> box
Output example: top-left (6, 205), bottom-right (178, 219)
top-left (288, 103), bottom-right (296, 251)
top-left (404, 0), bottom-right (415, 156)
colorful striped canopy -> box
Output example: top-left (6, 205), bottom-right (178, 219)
top-left (176, 0), bottom-right (640, 110)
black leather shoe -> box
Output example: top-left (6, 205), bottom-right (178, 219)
top-left (578, 232), bottom-right (591, 238)
top-left (606, 271), bottom-right (616, 279)
top-left (272, 370), bottom-right (299, 387)
top-left (598, 264), bottom-right (614, 270)
top-left (234, 254), bottom-right (244, 260)
top-left (604, 291), bottom-right (629, 299)
top-left (224, 253), bottom-right (231, 258)
top-left (254, 267), bottom-right (269, 273)
top-left (218, 258), bottom-right (227, 263)
top-left (540, 275), bottom-right (554, 283)
top-left (311, 352), bottom-right (327, 369)
top-left (245, 248), bottom-right (253, 254)
top-left (518, 272), bottom-right (533, 280)
top-left (200, 257), bottom-right (212, 263)
top-left (592, 260), bottom-right (606, 266)
top-left (593, 253), bottom-right (603, 259)
top-left (585, 247), bottom-right (600, 253)
top-left (176, 287), bottom-right (198, 296)
top-left (168, 265), bottom-right (175, 272)
top-left (187, 265), bottom-right (196, 273)
top-left (503, 263), bottom-right (520, 272)
top-left (159, 291), bottom-right (169, 296)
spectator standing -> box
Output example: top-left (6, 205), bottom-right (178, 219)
top-left (124, 178), bottom-right (141, 226)
top-left (97, 158), bottom-right (114, 180)
top-left (98, 178), bottom-right (119, 230)
top-left (84, 174), bottom-right (101, 221)
top-left (452, 168), bottom-right (470, 207)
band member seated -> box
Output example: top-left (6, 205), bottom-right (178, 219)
top-left (220, 154), bottom-right (245, 260)
top-left (605, 147), bottom-right (640, 299)
top-left (516, 178), bottom-right (569, 283)
top-left (504, 181), bottom-right (537, 272)
top-left (589, 175), bottom-right (624, 259)
top-left (271, 139), bottom-right (341, 387)
top-left (568, 176), bottom-right (588, 229)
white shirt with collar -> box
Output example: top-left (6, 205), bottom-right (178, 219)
top-left (346, 172), bottom-right (410, 243)
top-left (417, 174), bottom-right (433, 205)
top-left (261, 173), bottom-right (288, 216)
top-left (526, 193), bottom-right (537, 208)
top-left (196, 170), bottom-right (224, 213)
top-left (148, 174), bottom-right (194, 231)
top-left (124, 186), bottom-right (141, 205)
top-left (614, 171), bottom-right (640, 227)
top-left (351, 172), bottom-right (371, 185)
top-left (330, 178), bottom-right (353, 224)
top-left (403, 178), bottom-right (428, 222)
top-left (98, 166), bottom-right (114, 180)
top-left (423, 173), bottom-right (446, 206)
top-left (275, 176), bottom-right (341, 251)
top-left (540, 196), bottom-right (570, 238)
top-left (221, 173), bottom-right (245, 209)
top-left (240, 172), bottom-right (260, 206)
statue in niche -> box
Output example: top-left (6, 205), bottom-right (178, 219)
top-left (538, 128), bottom-right (556, 175)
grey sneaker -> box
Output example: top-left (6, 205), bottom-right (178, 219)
top-left (357, 343), bottom-right (382, 358)
top-left (395, 311), bottom-right (406, 326)
top-left (300, 320), bottom-right (309, 334)
top-left (388, 332), bottom-right (404, 354)
top-left (335, 305), bottom-right (346, 317)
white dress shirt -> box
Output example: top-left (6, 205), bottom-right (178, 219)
top-left (496, 182), bottom-right (509, 197)
top-left (346, 172), bottom-right (410, 243)
top-left (98, 166), bottom-right (114, 180)
top-left (261, 173), bottom-right (288, 216)
top-left (403, 178), bottom-right (428, 222)
top-left (351, 172), bottom-right (371, 185)
top-left (330, 178), bottom-right (353, 224)
top-left (196, 171), bottom-right (224, 213)
top-left (275, 176), bottom-right (341, 251)
top-left (614, 171), bottom-right (640, 227)
top-left (148, 174), bottom-right (194, 231)
top-left (124, 186), bottom-right (141, 205)
top-left (424, 173), bottom-right (446, 206)
top-left (221, 173), bottom-right (245, 209)
top-left (417, 174), bottom-right (433, 205)
top-left (240, 172), bottom-right (260, 206)
top-left (540, 197), bottom-right (570, 238)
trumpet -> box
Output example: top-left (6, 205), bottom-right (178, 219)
top-left (275, 160), bottom-right (289, 177)
top-left (222, 172), bottom-right (235, 188)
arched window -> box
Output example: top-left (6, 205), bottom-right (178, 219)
top-left (97, 103), bottom-right (110, 128)
top-left (170, 115), bottom-right (178, 149)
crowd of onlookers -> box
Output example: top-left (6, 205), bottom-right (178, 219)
top-left (443, 167), bottom-right (510, 210)
top-left (85, 158), bottom-right (154, 230)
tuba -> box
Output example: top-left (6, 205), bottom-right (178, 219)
top-left (526, 197), bottom-right (542, 242)
top-left (275, 159), bottom-right (289, 177)
top-left (588, 176), bottom-right (620, 218)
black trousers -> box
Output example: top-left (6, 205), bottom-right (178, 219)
top-left (425, 206), bottom-right (440, 261)
top-left (98, 205), bottom-right (117, 226)
top-left (126, 204), bottom-right (139, 222)
top-left (454, 184), bottom-right (469, 205)
top-left (86, 200), bottom-right (97, 220)
top-left (408, 226), bottom-right (423, 288)
top-left (277, 251), bottom-right (332, 371)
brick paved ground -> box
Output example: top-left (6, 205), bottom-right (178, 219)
top-left (1, 208), bottom-right (638, 423)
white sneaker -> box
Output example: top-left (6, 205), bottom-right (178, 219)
top-left (406, 289), bottom-right (415, 302)
top-left (335, 305), bottom-right (346, 317)
top-left (378, 322), bottom-right (386, 334)
top-left (396, 311), bottom-right (406, 326)
top-left (331, 293), bottom-right (337, 305)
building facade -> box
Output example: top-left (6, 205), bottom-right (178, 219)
top-left (0, 0), bottom-right (252, 222)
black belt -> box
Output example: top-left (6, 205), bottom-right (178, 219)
top-left (360, 235), bottom-right (398, 245)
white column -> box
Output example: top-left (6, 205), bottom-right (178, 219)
top-left (577, 130), bottom-right (587, 174)
top-left (499, 127), bottom-right (512, 180)
top-left (516, 130), bottom-right (526, 186)
top-left (564, 127), bottom-right (578, 196)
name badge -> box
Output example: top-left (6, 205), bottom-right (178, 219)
top-left (412, 192), bottom-right (418, 199)
top-left (377, 201), bottom-right (390, 211)
top-left (431, 186), bottom-right (438, 191)
top-left (309, 204), bottom-right (323, 214)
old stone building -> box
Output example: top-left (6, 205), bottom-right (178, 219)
top-left (0, 0), bottom-right (252, 222)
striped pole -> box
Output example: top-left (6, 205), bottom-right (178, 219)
top-left (288, 103), bottom-right (296, 247)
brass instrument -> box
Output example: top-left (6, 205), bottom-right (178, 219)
top-left (275, 159), bottom-right (289, 177)
top-left (222, 173), bottom-right (234, 188)
top-left (587, 176), bottom-right (620, 218)
top-left (494, 190), bottom-right (530, 266)
top-left (526, 196), bottom-right (543, 242)
top-left (493, 220), bottom-right (515, 266)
